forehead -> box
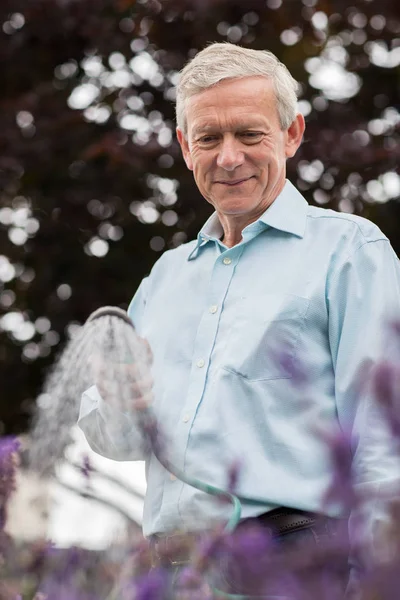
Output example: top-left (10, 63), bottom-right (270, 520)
top-left (186, 76), bottom-right (279, 134)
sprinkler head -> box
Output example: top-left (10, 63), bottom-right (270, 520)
top-left (86, 306), bottom-right (134, 328)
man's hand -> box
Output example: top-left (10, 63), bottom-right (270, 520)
top-left (90, 336), bottom-right (153, 415)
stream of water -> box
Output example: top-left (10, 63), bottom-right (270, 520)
top-left (29, 307), bottom-right (151, 474)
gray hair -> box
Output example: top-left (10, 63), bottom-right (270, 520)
top-left (176, 42), bottom-right (299, 135)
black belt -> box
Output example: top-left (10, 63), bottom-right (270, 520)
top-left (151, 507), bottom-right (339, 567)
top-left (238, 506), bottom-right (328, 536)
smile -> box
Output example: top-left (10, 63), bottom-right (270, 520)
top-left (216, 177), bottom-right (253, 186)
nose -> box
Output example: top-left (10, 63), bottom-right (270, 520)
top-left (216, 136), bottom-right (244, 171)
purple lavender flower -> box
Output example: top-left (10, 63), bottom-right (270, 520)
top-left (0, 436), bottom-right (20, 532)
top-left (80, 454), bottom-right (93, 480)
top-left (372, 361), bottom-right (400, 441)
top-left (226, 459), bottom-right (242, 494)
top-left (274, 346), bottom-right (309, 387)
top-left (212, 524), bottom-right (275, 595)
top-left (0, 436), bottom-right (20, 463)
top-left (386, 319), bottom-right (400, 356)
top-left (176, 565), bottom-right (214, 599)
top-left (133, 568), bottom-right (169, 600)
top-left (38, 579), bottom-right (98, 600)
top-left (176, 565), bottom-right (202, 588)
top-left (323, 427), bottom-right (358, 513)
top-left (193, 528), bottom-right (226, 571)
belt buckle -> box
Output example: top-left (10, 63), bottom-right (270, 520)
top-left (170, 557), bottom-right (190, 566)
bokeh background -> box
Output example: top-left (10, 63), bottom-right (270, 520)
top-left (1, 0), bottom-right (399, 436)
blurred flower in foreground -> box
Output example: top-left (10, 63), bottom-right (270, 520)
top-left (372, 361), bottom-right (400, 441)
top-left (323, 427), bottom-right (358, 514)
top-left (3, 326), bottom-right (400, 597)
top-left (79, 454), bottom-right (93, 480)
top-left (0, 436), bottom-right (20, 533)
top-left (133, 567), bottom-right (169, 600)
top-left (226, 459), bottom-right (241, 495)
top-left (273, 345), bottom-right (309, 388)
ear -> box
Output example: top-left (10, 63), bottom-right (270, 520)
top-left (285, 113), bottom-right (305, 158)
top-left (176, 128), bottom-right (194, 171)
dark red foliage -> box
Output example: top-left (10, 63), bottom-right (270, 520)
top-left (0, 0), bottom-right (399, 433)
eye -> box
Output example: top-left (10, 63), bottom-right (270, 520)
top-left (198, 135), bottom-right (218, 145)
top-left (239, 131), bottom-right (264, 143)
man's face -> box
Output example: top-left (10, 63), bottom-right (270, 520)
top-left (177, 76), bottom-right (304, 220)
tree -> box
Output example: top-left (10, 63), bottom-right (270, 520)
top-left (0, 0), bottom-right (399, 433)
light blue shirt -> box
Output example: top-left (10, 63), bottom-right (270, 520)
top-left (78, 180), bottom-right (400, 538)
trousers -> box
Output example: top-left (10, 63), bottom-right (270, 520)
top-left (151, 509), bottom-right (350, 599)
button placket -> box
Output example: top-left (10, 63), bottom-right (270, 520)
top-left (161, 246), bottom-right (247, 529)
top-left (177, 250), bottom-right (241, 466)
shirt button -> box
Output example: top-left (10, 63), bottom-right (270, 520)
top-left (223, 257), bottom-right (232, 265)
top-left (183, 414), bottom-right (190, 423)
top-left (196, 359), bottom-right (205, 368)
top-left (209, 305), bottom-right (218, 314)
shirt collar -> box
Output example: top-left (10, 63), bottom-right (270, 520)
top-left (258, 179), bottom-right (308, 238)
top-left (200, 211), bottom-right (224, 241)
top-left (187, 213), bottom-right (223, 261)
top-left (187, 179), bottom-right (308, 261)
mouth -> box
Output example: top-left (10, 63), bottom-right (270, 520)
top-left (216, 176), bottom-right (254, 187)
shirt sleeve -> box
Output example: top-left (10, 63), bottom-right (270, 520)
top-left (77, 277), bottom-right (150, 461)
top-left (327, 238), bottom-right (400, 563)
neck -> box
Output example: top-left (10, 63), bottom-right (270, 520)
top-left (218, 205), bottom-right (268, 248)
top-left (220, 220), bottom-right (244, 248)
top-left (217, 181), bottom-right (285, 248)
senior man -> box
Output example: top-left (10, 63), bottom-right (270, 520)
top-left (78, 43), bottom-right (400, 590)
